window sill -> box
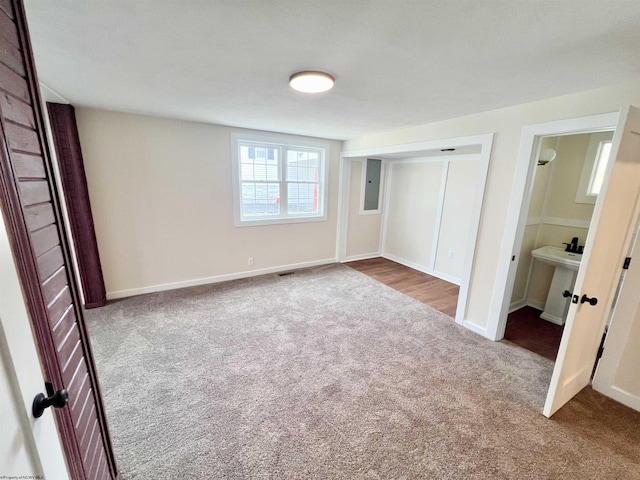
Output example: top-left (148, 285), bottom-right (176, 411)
top-left (234, 215), bottom-right (327, 227)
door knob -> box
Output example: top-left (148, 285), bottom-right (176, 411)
top-left (562, 290), bottom-right (579, 303)
top-left (580, 294), bottom-right (598, 306)
top-left (33, 382), bottom-right (68, 418)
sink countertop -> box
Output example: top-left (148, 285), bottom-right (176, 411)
top-left (531, 245), bottom-right (582, 271)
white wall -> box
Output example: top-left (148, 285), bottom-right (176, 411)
top-left (435, 159), bottom-right (479, 278)
top-left (345, 160), bottom-right (383, 258)
top-left (74, 108), bottom-right (343, 298)
top-left (384, 161), bottom-right (442, 268)
top-left (380, 157), bottom-right (478, 284)
top-left (344, 80), bottom-right (640, 332)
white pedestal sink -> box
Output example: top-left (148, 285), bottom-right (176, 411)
top-left (531, 246), bottom-right (582, 325)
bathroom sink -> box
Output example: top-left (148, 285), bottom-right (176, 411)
top-left (531, 245), bottom-right (582, 271)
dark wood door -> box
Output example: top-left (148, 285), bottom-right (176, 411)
top-left (0, 1), bottom-right (118, 478)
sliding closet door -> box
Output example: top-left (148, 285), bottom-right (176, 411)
top-left (0, 1), bottom-right (118, 478)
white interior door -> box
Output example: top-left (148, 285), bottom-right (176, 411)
top-left (591, 216), bottom-right (640, 411)
top-left (543, 104), bottom-right (640, 417)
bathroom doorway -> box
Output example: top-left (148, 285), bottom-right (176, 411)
top-left (504, 130), bottom-right (615, 361)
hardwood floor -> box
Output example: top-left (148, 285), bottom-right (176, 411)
top-left (504, 306), bottom-right (564, 361)
top-left (345, 257), bottom-right (459, 317)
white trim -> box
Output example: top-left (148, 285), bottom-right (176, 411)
top-left (106, 258), bottom-right (337, 300)
top-left (526, 216), bottom-right (591, 229)
top-left (379, 160), bottom-right (393, 256)
top-left (526, 299), bottom-right (546, 311)
top-left (454, 134), bottom-right (493, 327)
top-left (486, 111), bottom-right (620, 341)
top-left (230, 131), bottom-right (329, 227)
top-left (431, 269), bottom-right (462, 286)
top-left (338, 133), bottom-right (493, 338)
top-left (39, 81), bottom-right (70, 104)
top-left (540, 311), bottom-right (565, 326)
top-left (335, 155), bottom-right (350, 261)
top-left (341, 253), bottom-right (381, 262)
top-left (575, 132), bottom-right (615, 204)
top-left (383, 252), bottom-right (461, 286)
top-left (509, 299), bottom-right (527, 313)
top-left (541, 216), bottom-right (591, 229)
top-left (389, 153), bottom-right (480, 164)
top-left (341, 136), bottom-right (491, 159)
top-left (461, 320), bottom-right (487, 337)
top-left (429, 162), bottom-right (450, 270)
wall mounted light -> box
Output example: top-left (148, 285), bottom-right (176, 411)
top-left (538, 148), bottom-right (557, 166)
top-left (289, 71), bottom-right (335, 93)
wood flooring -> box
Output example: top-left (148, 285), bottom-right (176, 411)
top-left (346, 258), bottom-right (562, 361)
top-left (504, 306), bottom-right (564, 361)
top-left (345, 257), bottom-right (459, 317)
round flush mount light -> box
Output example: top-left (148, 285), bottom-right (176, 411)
top-left (289, 71), bottom-right (335, 93)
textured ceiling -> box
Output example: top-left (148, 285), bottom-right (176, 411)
top-left (23, 0), bottom-right (640, 140)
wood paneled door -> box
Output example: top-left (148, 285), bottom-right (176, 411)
top-left (0, 1), bottom-right (118, 478)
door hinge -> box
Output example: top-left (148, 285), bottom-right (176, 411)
top-left (623, 257), bottom-right (632, 270)
top-left (597, 345), bottom-right (604, 360)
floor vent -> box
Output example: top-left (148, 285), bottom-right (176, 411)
top-left (278, 271), bottom-right (295, 277)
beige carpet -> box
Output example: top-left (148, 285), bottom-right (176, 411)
top-left (85, 264), bottom-right (640, 479)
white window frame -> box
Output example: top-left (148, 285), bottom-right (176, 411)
top-left (231, 132), bottom-right (329, 227)
top-left (575, 131), bottom-right (614, 204)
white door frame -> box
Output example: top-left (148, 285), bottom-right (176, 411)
top-left (486, 112), bottom-right (620, 341)
top-left (336, 133), bottom-right (493, 330)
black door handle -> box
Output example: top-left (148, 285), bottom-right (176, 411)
top-left (580, 294), bottom-right (598, 306)
top-left (562, 290), bottom-right (579, 303)
top-left (33, 382), bottom-right (69, 418)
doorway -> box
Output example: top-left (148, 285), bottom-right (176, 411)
top-left (504, 130), bottom-right (615, 361)
top-left (487, 112), bottom-right (620, 342)
top-left (337, 134), bottom-right (493, 331)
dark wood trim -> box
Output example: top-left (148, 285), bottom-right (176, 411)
top-left (47, 102), bottom-right (106, 309)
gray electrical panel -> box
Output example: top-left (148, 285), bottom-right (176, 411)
top-left (363, 158), bottom-right (382, 211)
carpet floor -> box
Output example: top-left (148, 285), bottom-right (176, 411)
top-left (85, 264), bottom-right (640, 479)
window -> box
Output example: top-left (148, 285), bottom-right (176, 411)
top-left (231, 133), bottom-right (328, 226)
top-left (576, 132), bottom-right (614, 204)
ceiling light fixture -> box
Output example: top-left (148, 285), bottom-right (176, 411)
top-left (289, 71), bottom-right (335, 93)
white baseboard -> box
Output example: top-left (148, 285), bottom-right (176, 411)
top-left (509, 299), bottom-right (527, 313)
top-left (526, 299), bottom-right (546, 311)
top-left (382, 253), bottom-right (461, 286)
top-left (540, 312), bottom-right (565, 326)
top-left (106, 258), bottom-right (338, 300)
top-left (462, 320), bottom-right (488, 338)
top-left (341, 252), bottom-right (381, 263)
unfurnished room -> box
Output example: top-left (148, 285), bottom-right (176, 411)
top-left (1, 1), bottom-right (640, 479)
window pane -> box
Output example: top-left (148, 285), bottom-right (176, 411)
top-left (287, 182), bottom-right (319, 214)
top-left (241, 182), bottom-right (280, 217)
top-left (589, 141), bottom-right (612, 196)
top-left (240, 145), bottom-right (279, 181)
top-left (287, 149), bottom-right (320, 183)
